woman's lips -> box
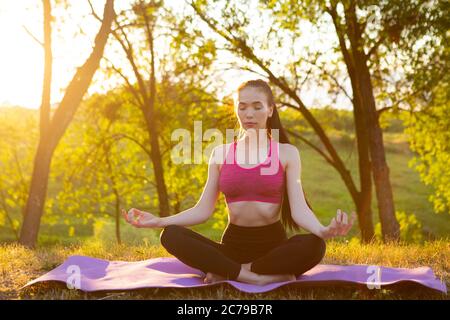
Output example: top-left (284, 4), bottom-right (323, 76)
top-left (244, 122), bottom-right (256, 126)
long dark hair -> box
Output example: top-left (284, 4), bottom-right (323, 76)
top-left (234, 79), bottom-right (314, 232)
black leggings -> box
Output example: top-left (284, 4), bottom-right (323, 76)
top-left (159, 220), bottom-right (326, 280)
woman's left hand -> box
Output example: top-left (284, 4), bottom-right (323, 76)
top-left (320, 209), bottom-right (356, 240)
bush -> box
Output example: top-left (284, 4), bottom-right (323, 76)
top-left (375, 211), bottom-right (423, 243)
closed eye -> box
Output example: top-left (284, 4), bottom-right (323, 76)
top-left (239, 105), bottom-right (263, 110)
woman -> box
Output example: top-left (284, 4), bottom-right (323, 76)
top-left (122, 79), bottom-right (355, 286)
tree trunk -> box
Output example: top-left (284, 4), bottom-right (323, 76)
top-left (333, 17), bottom-right (375, 242)
top-left (104, 141), bottom-right (122, 245)
top-left (112, 3), bottom-right (171, 218)
top-left (142, 6), bottom-right (170, 217)
top-left (145, 120), bottom-right (170, 217)
top-left (114, 193), bottom-right (121, 245)
top-left (343, 1), bottom-right (400, 242)
top-left (357, 58), bottom-right (400, 242)
top-left (353, 100), bottom-right (375, 242)
top-left (19, 140), bottom-right (54, 247)
top-left (40, 0), bottom-right (52, 134)
top-left (19, 0), bottom-right (115, 248)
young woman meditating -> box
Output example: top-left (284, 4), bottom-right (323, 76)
top-left (122, 79), bottom-right (355, 286)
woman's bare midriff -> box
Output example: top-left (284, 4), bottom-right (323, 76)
top-left (226, 201), bottom-right (282, 226)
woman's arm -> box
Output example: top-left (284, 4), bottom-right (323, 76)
top-left (155, 145), bottom-right (223, 228)
top-left (284, 144), bottom-right (355, 239)
top-left (284, 144), bottom-right (325, 237)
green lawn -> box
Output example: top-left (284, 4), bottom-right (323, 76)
top-left (1, 240), bottom-right (448, 300)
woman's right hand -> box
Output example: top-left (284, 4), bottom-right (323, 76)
top-left (122, 208), bottom-right (162, 228)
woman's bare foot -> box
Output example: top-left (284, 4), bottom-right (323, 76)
top-left (203, 265), bottom-right (297, 286)
top-left (236, 266), bottom-right (297, 286)
top-left (239, 262), bottom-right (296, 285)
top-left (203, 272), bottom-right (226, 284)
top-left (241, 262), bottom-right (252, 271)
top-left (258, 273), bottom-right (296, 285)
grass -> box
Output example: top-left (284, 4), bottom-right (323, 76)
top-left (1, 239), bottom-right (448, 300)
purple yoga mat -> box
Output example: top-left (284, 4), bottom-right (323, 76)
top-left (22, 255), bottom-right (447, 294)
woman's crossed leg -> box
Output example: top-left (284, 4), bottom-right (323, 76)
top-left (160, 225), bottom-right (326, 285)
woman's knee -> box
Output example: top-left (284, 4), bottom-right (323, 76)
top-left (316, 235), bottom-right (326, 259)
top-left (159, 224), bottom-right (182, 248)
top-left (291, 233), bottom-right (326, 260)
top-left (308, 234), bottom-right (326, 261)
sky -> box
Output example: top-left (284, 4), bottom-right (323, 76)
top-left (0, 0), bottom-right (352, 110)
top-left (0, 0), bottom-right (125, 109)
top-left (0, 0), bottom-right (45, 108)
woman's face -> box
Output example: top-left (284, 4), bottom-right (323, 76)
top-left (236, 87), bottom-right (273, 133)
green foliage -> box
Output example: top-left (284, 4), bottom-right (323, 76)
top-left (403, 82), bottom-right (450, 215)
top-left (375, 211), bottom-right (423, 243)
top-left (0, 107), bottom-right (38, 240)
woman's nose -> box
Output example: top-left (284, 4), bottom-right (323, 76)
top-left (244, 110), bottom-right (255, 117)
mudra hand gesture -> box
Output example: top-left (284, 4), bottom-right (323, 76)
top-left (320, 209), bottom-right (356, 240)
top-left (122, 208), bottom-right (161, 228)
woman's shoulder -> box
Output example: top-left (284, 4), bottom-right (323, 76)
top-left (277, 142), bottom-right (300, 167)
top-left (278, 142), bottom-right (298, 154)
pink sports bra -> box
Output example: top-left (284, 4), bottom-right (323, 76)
top-left (219, 139), bottom-right (285, 204)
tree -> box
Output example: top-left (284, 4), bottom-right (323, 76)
top-left (0, 108), bottom-right (38, 242)
top-left (402, 0), bottom-right (450, 215)
top-left (404, 82), bottom-right (450, 215)
top-left (325, 0), bottom-right (400, 241)
top-left (188, 0), bottom-right (376, 241)
top-left (321, 0), bottom-right (448, 240)
top-left (90, 0), bottom-right (220, 218)
top-left (19, 0), bottom-right (116, 248)
top-left (258, 0), bottom-right (401, 241)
